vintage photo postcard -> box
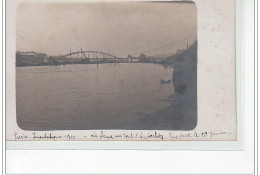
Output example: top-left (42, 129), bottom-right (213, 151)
top-left (6, 0), bottom-right (237, 144)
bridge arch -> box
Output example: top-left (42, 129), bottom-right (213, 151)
top-left (61, 51), bottom-right (118, 60)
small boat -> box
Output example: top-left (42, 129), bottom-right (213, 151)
top-left (160, 79), bottom-right (171, 84)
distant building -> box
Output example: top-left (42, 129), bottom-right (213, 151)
top-left (138, 53), bottom-right (151, 63)
top-left (164, 40), bottom-right (197, 65)
top-left (16, 51), bottom-right (48, 66)
top-left (127, 55), bottom-right (133, 62)
top-left (19, 51), bottom-right (37, 57)
top-left (154, 54), bottom-right (167, 60)
top-left (154, 53), bottom-right (175, 60)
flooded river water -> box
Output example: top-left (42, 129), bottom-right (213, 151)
top-left (16, 63), bottom-right (175, 130)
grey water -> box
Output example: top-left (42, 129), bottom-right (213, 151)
top-left (16, 63), bottom-right (177, 130)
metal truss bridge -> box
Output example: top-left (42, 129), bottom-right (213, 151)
top-left (61, 49), bottom-right (119, 61)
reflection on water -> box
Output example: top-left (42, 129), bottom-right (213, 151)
top-left (16, 63), bottom-right (175, 130)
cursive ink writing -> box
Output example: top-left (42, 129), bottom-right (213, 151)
top-left (13, 130), bottom-right (232, 141)
top-left (209, 131), bottom-right (231, 138)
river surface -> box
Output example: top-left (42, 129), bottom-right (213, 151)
top-left (16, 63), bottom-right (175, 130)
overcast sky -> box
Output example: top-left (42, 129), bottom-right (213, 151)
top-left (17, 2), bottom-right (197, 57)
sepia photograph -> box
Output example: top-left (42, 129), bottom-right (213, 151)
top-left (7, 0), bottom-right (237, 142)
top-left (16, 2), bottom-right (198, 131)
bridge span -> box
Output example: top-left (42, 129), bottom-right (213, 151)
top-left (58, 49), bottom-right (162, 64)
top-left (61, 50), bottom-right (119, 61)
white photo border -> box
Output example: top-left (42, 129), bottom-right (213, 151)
top-left (3, 0), bottom-right (257, 174)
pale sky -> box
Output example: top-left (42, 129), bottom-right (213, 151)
top-left (17, 2), bottom-right (197, 57)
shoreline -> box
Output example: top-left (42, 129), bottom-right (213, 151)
top-left (16, 62), bottom-right (174, 68)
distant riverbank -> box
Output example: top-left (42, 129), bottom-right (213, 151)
top-left (16, 60), bottom-right (170, 67)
